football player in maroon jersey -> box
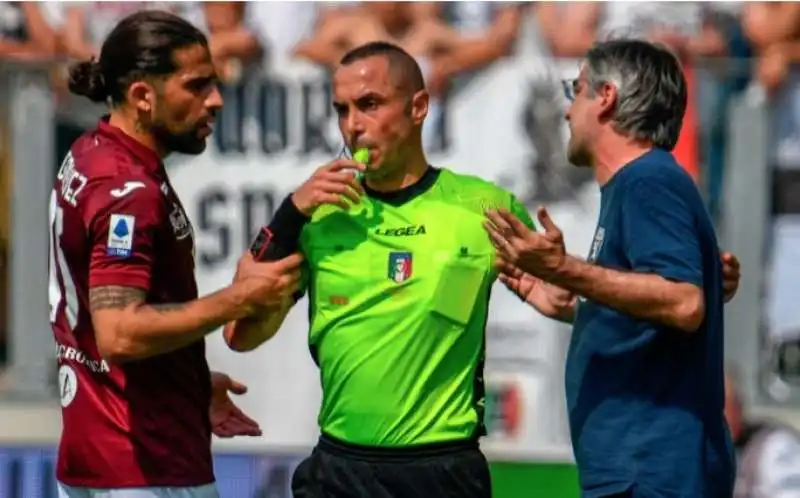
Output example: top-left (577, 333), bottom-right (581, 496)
top-left (49, 10), bottom-right (312, 498)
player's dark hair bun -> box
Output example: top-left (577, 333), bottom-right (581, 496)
top-left (70, 11), bottom-right (207, 106)
top-left (67, 59), bottom-right (107, 103)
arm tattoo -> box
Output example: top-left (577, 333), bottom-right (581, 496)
top-left (89, 286), bottom-right (146, 311)
top-left (89, 286), bottom-right (188, 313)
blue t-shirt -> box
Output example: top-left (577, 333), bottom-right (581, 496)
top-left (566, 148), bottom-right (735, 497)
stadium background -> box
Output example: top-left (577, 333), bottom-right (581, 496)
top-left (0, 1), bottom-right (798, 496)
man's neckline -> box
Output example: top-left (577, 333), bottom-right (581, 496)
top-left (363, 166), bottom-right (440, 206)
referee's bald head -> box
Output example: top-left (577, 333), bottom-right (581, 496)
top-left (339, 41), bottom-right (425, 95)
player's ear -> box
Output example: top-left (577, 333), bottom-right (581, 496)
top-left (128, 81), bottom-right (156, 118)
top-left (410, 90), bottom-right (429, 126)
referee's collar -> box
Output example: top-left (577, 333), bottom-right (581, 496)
top-left (364, 166), bottom-right (439, 206)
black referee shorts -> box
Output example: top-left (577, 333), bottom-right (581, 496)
top-left (291, 433), bottom-right (492, 498)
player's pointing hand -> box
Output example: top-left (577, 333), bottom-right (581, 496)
top-left (291, 159), bottom-right (367, 215)
top-left (484, 206), bottom-right (567, 280)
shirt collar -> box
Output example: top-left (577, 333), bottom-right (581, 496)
top-left (96, 116), bottom-right (163, 175)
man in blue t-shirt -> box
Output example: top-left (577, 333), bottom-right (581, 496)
top-left (485, 39), bottom-right (740, 497)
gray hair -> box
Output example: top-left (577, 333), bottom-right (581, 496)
top-left (584, 38), bottom-right (687, 151)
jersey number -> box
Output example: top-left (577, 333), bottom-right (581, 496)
top-left (48, 190), bottom-right (78, 329)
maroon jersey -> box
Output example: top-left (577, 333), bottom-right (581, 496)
top-left (49, 119), bottom-right (213, 487)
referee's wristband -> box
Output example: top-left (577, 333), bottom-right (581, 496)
top-left (249, 195), bottom-right (310, 262)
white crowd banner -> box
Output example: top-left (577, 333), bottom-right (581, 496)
top-left (167, 58), bottom-right (597, 461)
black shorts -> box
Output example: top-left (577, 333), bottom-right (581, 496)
top-left (291, 433), bottom-right (492, 498)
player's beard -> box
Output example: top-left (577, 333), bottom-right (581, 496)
top-left (152, 121), bottom-right (208, 156)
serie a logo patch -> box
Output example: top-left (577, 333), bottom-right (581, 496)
top-left (107, 214), bottom-right (135, 258)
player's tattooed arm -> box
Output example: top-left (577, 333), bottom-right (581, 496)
top-left (89, 286), bottom-right (186, 313)
top-left (88, 282), bottom-right (261, 364)
top-left (89, 286), bottom-right (145, 311)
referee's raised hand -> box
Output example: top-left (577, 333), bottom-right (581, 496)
top-left (292, 159), bottom-right (366, 215)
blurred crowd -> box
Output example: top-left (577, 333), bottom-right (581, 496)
top-left (0, 1), bottom-right (798, 388)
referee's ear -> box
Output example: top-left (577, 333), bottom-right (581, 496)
top-left (410, 89), bottom-right (429, 126)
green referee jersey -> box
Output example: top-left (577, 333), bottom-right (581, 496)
top-left (299, 167), bottom-right (534, 447)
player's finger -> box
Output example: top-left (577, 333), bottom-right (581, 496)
top-left (271, 253), bottom-right (304, 271)
top-left (212, 422), bottom-right (235, 438)
top-left (227, 378), bottom-right (248, 395)
top-left (219, 418), bottom-right (259, 438)
top-left (221, 414), bottom-right (258, 433)
top-left (226, 406), bottom-right (262, 434)
top-left (227, 420), bottom-right (262, 437)
top-left (234, 425), bottom-right (262, 437)
top-left (231, 407), bottom-right (262, 429)
top-left (536, 206), bottom-right (561, 236)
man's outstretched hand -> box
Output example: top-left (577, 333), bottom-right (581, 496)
top-left (210, 371), bottom-right (262, 438)
top-left (484, 206), bottom-right (567, 279)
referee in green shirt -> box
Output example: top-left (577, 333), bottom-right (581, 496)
top-left (225, 41), bottom-right (533, 498)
